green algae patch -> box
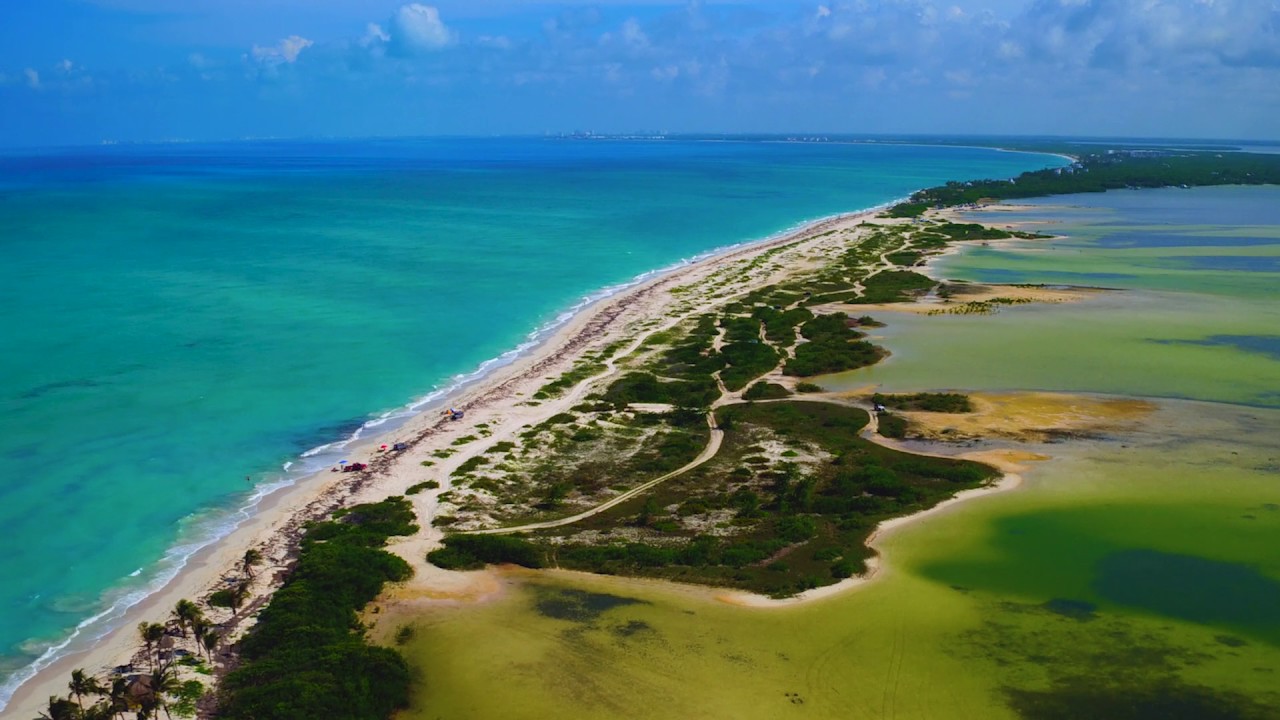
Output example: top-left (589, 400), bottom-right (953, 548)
top-left (1005, 680), bottom-right (1278, 720)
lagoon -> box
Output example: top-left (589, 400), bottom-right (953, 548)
top-left (389, 186), bottom-right (1280, 719)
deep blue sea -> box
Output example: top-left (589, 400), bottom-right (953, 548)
top-left (0, 137), bottom-right (1063, 707)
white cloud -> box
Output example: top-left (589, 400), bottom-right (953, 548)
top-left (24, 68), bottom-right (40, 89)
top-left (391, 4), bottom-right (455, 54)
top-left (620, 18), bottom-right (649, 48)
top-left (997, 40), bottom-right (1024, 59)
top-left (477, 35), bottom-right (512, 50)
top-left (651, 64), bottom-right (680, 81)
top-left (1013, 0), bottom-right (1280, 70)
top-left (252, 35), bottom-right (314, 65)
top-left (362, 23), bottom-right (391, 47)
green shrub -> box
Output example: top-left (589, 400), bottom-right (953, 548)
top-left (218, 498), bottom-right (417, 720)
top-left (454, 456), bottom-right (488, 475)
top-left (428, 534), bottom-right (545, 570)
top-left (784, 313), bottom-right (884, 377)
top-left (878, 413), bottom-right (909, 439)
top-left (405, 480), bottom-right (440, 495)
top-left (831, 559), bottom-right (859, 578)
top-left (873, 392), bottom-right (973, 413)
top-left (743, 382), bottom-right (792, 401)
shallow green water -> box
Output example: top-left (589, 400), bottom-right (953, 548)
top-left (397, 404), bottom-right (1280, 720)
top-left (393, 186), bottom-right (1280, 719)
top-left (823, 187), bottom-right (1280, 407)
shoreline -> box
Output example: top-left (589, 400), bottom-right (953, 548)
top-left (716, 465), bottom-right (1026, 608)
top-left (1, 204), bottom-right (890, 718)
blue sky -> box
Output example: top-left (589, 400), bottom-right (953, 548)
top-left (0, 0), bottom-right (1276, 147)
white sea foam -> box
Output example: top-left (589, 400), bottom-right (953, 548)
top-left (0, 203), bottom-right (892, 713)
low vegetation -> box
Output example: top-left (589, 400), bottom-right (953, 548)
top-left (217, 498), bottom-right (417, 720)
top-left (873, 392), bottom-right (973, 413)
top-left (785, 313), bottom-right (883, 376)
top-left (888, 149), bottom-right (1280, 217)
top-left (743, 381), bottom-right (792, 401)
top-left (436, 402), bottom-right (997, 597)
top-left (405, 480), bottom-right (440, 495)
top-left (877, 413), bottom-right (909, 439)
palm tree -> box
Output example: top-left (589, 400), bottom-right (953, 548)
top-left (171, 599), bottom-right (203, 639)
top-left (106, 676), bottom-right (130, 720)
top-left (228, 581), bottom-right (251, 616)
top-left (82, 701), bottom-right (116, 720)
top-left (138, 622), bottom-right (166, 669)
top-left (68, 668), bottom-right (104, 713)
top-left (242, 548), bottom-right (263, 579)
top-left (149, 665), bottom-right (182, 720)
top-left (189, 617), bottom-right (208, 659)
top-left (200, 627), bottom-right (221, 660)
top-left (36, 694), bottom-right (78, 720)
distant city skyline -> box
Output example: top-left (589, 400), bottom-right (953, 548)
top-left (1, 0), bottom-right (1277, 148)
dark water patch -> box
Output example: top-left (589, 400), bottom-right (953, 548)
top-left (283, 416), bottom-right (374, 455)
top-left (1149, 335), bottom-right (1280, 361)
top-left (532, 587), bottom-right (646, 623)
top-left (1093, 550), bottom-right (1280, 627)
top-left (1005, 678), bottom-right (1278, 720)
top-left (949, 596), bottom-right (1278, 720)
top-left (1, 443), bottom-right (42, 466)
top-left (1216, 635), bottom-right (1249, 648)
top-left (15, 378), bottom-right (102, 400)
top-left (611, 619), bottom-right (653, 638)
top-left (1043, 598), bottom-right (1098, 622)
top-left (1165, 256), bottom-right (1280, 273)
top-left (953, 604), bottom-right (1213, 683)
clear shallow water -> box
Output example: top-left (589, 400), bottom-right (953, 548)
top-left (0, 137), bottom-right (1063, 706)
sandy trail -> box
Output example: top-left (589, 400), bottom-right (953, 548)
top-left (466, 412), bottom-right (724, 535)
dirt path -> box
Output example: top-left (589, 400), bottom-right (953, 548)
top-left (466, 411), bottom-right (724, 535)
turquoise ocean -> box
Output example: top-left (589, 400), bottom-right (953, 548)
top-left (0, 138), bottom-right (1063, 707)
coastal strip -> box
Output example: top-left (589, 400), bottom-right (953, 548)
top-left (23, 142), bottom-right (1279, 717)
top-left (1, 205), bottom-right (886, 718)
